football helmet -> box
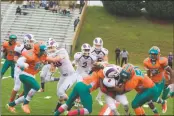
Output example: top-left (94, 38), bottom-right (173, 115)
top-left (23, 34), bottom-right (35, 49)
top-left (103, 66), bottom-right (122, 78)
top-left (9, 34), bottom-right (17, 44)
top-left (81, 43), bottom-right (91, 56)
top-left (120, 64), bottom-right (134, 83)
top-left (93, 37), bottom-right (103, 51)
top-left (149, 46), bottom-right (159, 61)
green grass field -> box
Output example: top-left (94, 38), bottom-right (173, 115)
top-left (1, 6), bottom-right (174, 115)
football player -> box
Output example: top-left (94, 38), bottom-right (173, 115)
top-left (73, 43), bottom-right (97, 81)
top-left (1, 34), bottom-right (19, 79)
top-left (91, 37), bottom-right (109, 106)
top-left (144, 46), bottom-right (173, 114)
top-left (9, 34), bottom-right (36, 103)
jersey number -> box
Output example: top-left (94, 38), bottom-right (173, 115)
top-left (82, 62), bottom-right (87, 68)
top-left (35, 62), bottom-right (42, 70)
top-left (135, 69), bottom-right (144, 77)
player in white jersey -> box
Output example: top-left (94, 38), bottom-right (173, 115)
top-left (73, 43), bottom-right (97, 81)
top-left (90, 37), bottom-right (109, 106)
top-left (8, 34), bottom-right (36, 103)
top-left (38, 63), bottom-right (59, 92)
top-left (100, 65), bottom-right (129, 115)
top-left (45, 39), bottom-right (77, 112)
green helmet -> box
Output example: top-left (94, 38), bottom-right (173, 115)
top-left (148, 47), bottom-right (159, 55)
top-left (9, 34), bottom-right (17, 40)
top-left (40, 44), bottom-right (47, 51)
top-left (119, 70), bottom-right (131, 83)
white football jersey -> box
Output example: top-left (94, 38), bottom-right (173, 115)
top-left (91, 47), bottom-right (108, 62)
top-left (74, 52), bottom-right (97, 74)
top-left (48, 48), bottom-right (75, 76)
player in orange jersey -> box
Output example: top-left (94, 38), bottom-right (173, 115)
top-left (143, 46), bottom-right (173, 114)
top-left (1, 34), bottom-right (19, 79)
top-left (106, 64), bottom-right (159, 116)
top-left (7, 43), bottom-right (61, 114)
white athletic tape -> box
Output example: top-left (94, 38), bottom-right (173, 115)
top-left (143, 104), bottom-right (149, 108)
top-left (44, 96), bottom-right (52, 99)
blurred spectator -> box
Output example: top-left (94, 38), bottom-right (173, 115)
top-left (45, 3), bottom-right (49, 10)
top-left (120, 48), bottom-right (129, 67)
top-left (15, 6), bottom-right (21, 15)
top-left (23, 0), bottom-right (28, 8)
top-left (79, 0), bottom-right (85, 14)
top-left (115, 47), bottom-right (121, 65)
top-left (51, 4), bottom-right (58, 13)
top-left (31, 0), bottom-right (35, 8)
top-left (69, 2), bottom-right (75, 11)
top-left (168, 52), bottom-right (173, 68)
top-left (49, 0), bottom-right (53, 8)
top-left (74, 17), bottom-right (80, 31)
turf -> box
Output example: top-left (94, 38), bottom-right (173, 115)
top-left (1, 6), bottom-right (174, 115)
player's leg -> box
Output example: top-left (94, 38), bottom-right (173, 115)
top-left (105, 95), bottom-right (120, 115)
top-left (54, 76), bottom-right (67, 111)
top-left (132, 86), bottom-right (158, 115)
top-left (20, 74), bottom-right (40, 114)
top-left (10, 61), bottom-right (15, 78)
top-left (115, 94), bottom-right (130, 115)
top-left (96, 88), bottom-right (104, 106)
top-left (9, 66), bottom-right (22, 102)
top-left (67, 82), bottom-right (92, 115)
top-left (154, 79), bottom-right (167, 113)
top-left (1, 59), bottom-right (11, 78)
top-left (54, 82), bottom-right (79, 116)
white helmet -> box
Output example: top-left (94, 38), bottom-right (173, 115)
top-left (93, 37), bottom-right (103, 51)
top-left (103, 66), bottom-right (122, 78)
top-left (23, 34), bottom-right (35, 49)
top-left (103, 77), bottom-right (116, 88)
top-left (81, 43), bottom-right (91, 56)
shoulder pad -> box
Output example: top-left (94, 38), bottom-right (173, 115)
top-left (143, 58), bottom-right (149, 64)
top-left (14, 44), bottom-right (24, 53)
top-left (90, 54), bottom-right (97, 61)
top-left (102, 48), bottom-right (109, 55)
top-left (159, 57), bottom-right (168, 65)
top-left (3, 41), bottom-right (9, 47)
top-left (74, 52), bottom-right (82, 60)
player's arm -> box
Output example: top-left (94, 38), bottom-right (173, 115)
top-left (143, 59), bottom-right (151, 77)
top-left (165, 66), bottom-right (173, 84)
top-left (46, 55), bottom-right (62, 63)
top-left (16, 56), bottom-right (29, 70)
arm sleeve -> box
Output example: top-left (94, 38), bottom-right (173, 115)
top-left (124, 78), bottom-right (138, 91)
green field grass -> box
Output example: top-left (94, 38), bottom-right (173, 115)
top-left (1, 6), bottom-right (174, 115)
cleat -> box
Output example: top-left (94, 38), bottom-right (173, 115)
top-left (162, 100), bottom-right (167, 113)
top-left (96, 98), bottom-right (103, 106)
top-left (21, 104), bottom-right (31, 114)
top-left (6, 104), bottom-right (16, 113)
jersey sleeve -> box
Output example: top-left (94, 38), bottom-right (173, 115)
top-left (124, 77), bottom-right (138, 91)
top-left (2, 41), bottom-right (8, 50)
top-left (103, 48), bottom-right (109, 55)
top-left (159, 57), bottom-right (169, 69)
top-left (74, 52), bottom-right (81, 61)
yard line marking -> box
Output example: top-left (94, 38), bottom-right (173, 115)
top-left (143, 104), bottom-right (149, 108)
top-left (2, 76), bottom-right (9, 80)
